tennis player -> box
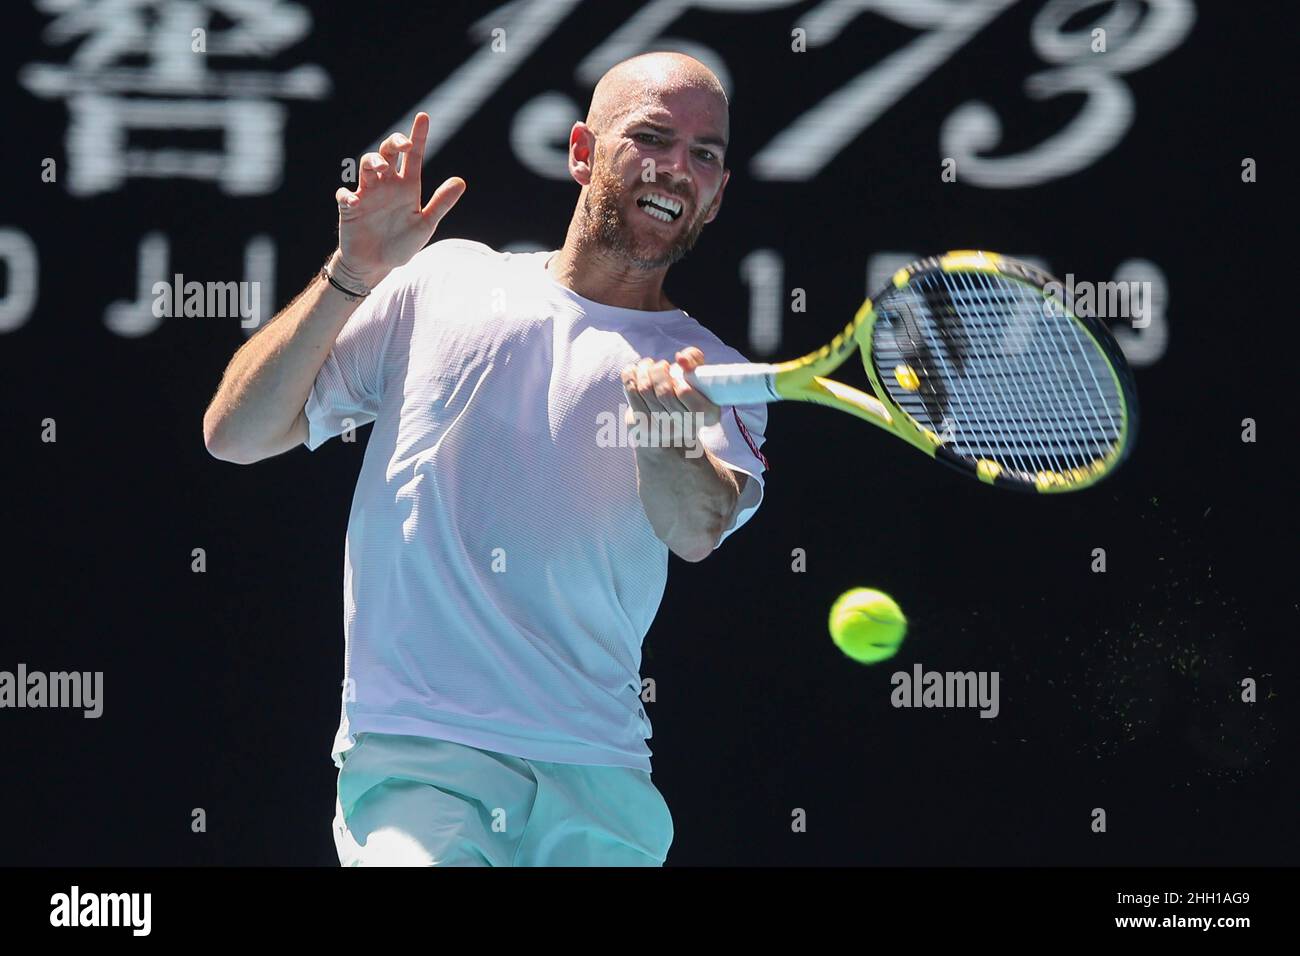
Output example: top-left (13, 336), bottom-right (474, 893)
top-left (202, 52), bottom-right (768, 866)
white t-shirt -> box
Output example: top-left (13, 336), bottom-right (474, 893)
top-left (305, 239), bottom-right (769, 771)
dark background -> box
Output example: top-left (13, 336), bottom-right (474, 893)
top-left (2, 0), bottom-right (1294, 865)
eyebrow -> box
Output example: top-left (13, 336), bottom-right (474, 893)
top-left (635, 120), bottom-right (728, 151)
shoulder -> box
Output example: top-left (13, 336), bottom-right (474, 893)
top-left (400, 239), bottom-right (551, 285)
top-left (388, 240), bottom-right (537, 300)
top-left (404, 238), bottom-right (504, 273)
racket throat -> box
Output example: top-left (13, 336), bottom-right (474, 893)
top-left (801, 377), bottom-right (895, 430)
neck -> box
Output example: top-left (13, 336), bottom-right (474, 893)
top-left (547, 217), bottom-right (675, 312)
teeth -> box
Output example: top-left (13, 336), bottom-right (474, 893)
top-left (654, 194), bottom-right (683, 215)
top-left (638, 192), bottom-right (683, 219)
top-left (641, 204), bottom-right (674, 222)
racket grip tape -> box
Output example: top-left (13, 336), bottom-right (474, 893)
top-left (670, 362), bottom-right (781, 405)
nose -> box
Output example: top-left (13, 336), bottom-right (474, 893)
top-left (656, 143), bottom-right (692, 189)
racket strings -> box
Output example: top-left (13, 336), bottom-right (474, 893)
top-left (872, 270), bottom-right (1124, 481)
top-left (945, 274), bottom-right (1115, 474)
top-left (972, 271), bottom-right (1108, 475)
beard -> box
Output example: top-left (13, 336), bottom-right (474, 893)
top-left (582, 150), bottom-right (709, 271)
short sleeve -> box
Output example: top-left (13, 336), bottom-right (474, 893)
top-left (303, 262), bottom-right (414, 451)
top-left (698, 402), bottom-right (769, 548)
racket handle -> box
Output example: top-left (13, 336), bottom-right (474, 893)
top-left (670, 362), bottom-right (781, 405)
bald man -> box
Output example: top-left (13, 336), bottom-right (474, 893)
top-left (203, 53), bottom-right (769, 866)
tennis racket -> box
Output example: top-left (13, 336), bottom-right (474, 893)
top-left (671, 250), bottom-right (1137, 493)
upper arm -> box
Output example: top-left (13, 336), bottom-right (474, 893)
top-left (302, 266), bottom-right (415, 451)
top-left (701, 405), bottom-right (769, 550)
top-left (729, 472), bottom-right (749, 512)
top-left (208, 408), bottom-right (308, 465)
top-left (253, 409), bottom-right (309, 462)
top-left (302, 241), bottom-right (468, 452)
top-left (712, 470), bottom-right (749, 542)
top-left (285, 408), bottom-right (309, 451)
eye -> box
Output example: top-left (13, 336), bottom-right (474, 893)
top-left (634, 132), bottom-right (662, 145)
top-left (694, 149), bottom-right (717, 162)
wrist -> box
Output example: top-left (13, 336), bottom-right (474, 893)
top-left (327, 250), bottom-right (389, 292)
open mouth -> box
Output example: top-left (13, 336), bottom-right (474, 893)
top-left (636, 192), bottom-right (684, 223)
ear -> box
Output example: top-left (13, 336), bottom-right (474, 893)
top-left (569, 122), bottom-right (597, 186)
top-left (703, 167), bottom-right (730, 225)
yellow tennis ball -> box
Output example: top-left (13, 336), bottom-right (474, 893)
top-left (829, 588), bottom-right (907, 664)
top-left (894, 364), bottom-right (920, 391)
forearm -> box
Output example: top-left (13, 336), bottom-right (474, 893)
top-left (202, 255), bottom-right (378, 463)
top-left (633, 443), bottom-right (741, 562)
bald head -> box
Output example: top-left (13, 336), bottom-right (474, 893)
top-left (564, 52), bottom-right (732, 274)
top-left (586, 52), bottom-right (728, 137)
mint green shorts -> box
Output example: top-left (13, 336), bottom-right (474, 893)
top-left (331, 732), bottom-right (674, 866)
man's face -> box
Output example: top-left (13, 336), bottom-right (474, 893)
top-left (582, 87), bottom-right (730, 271)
